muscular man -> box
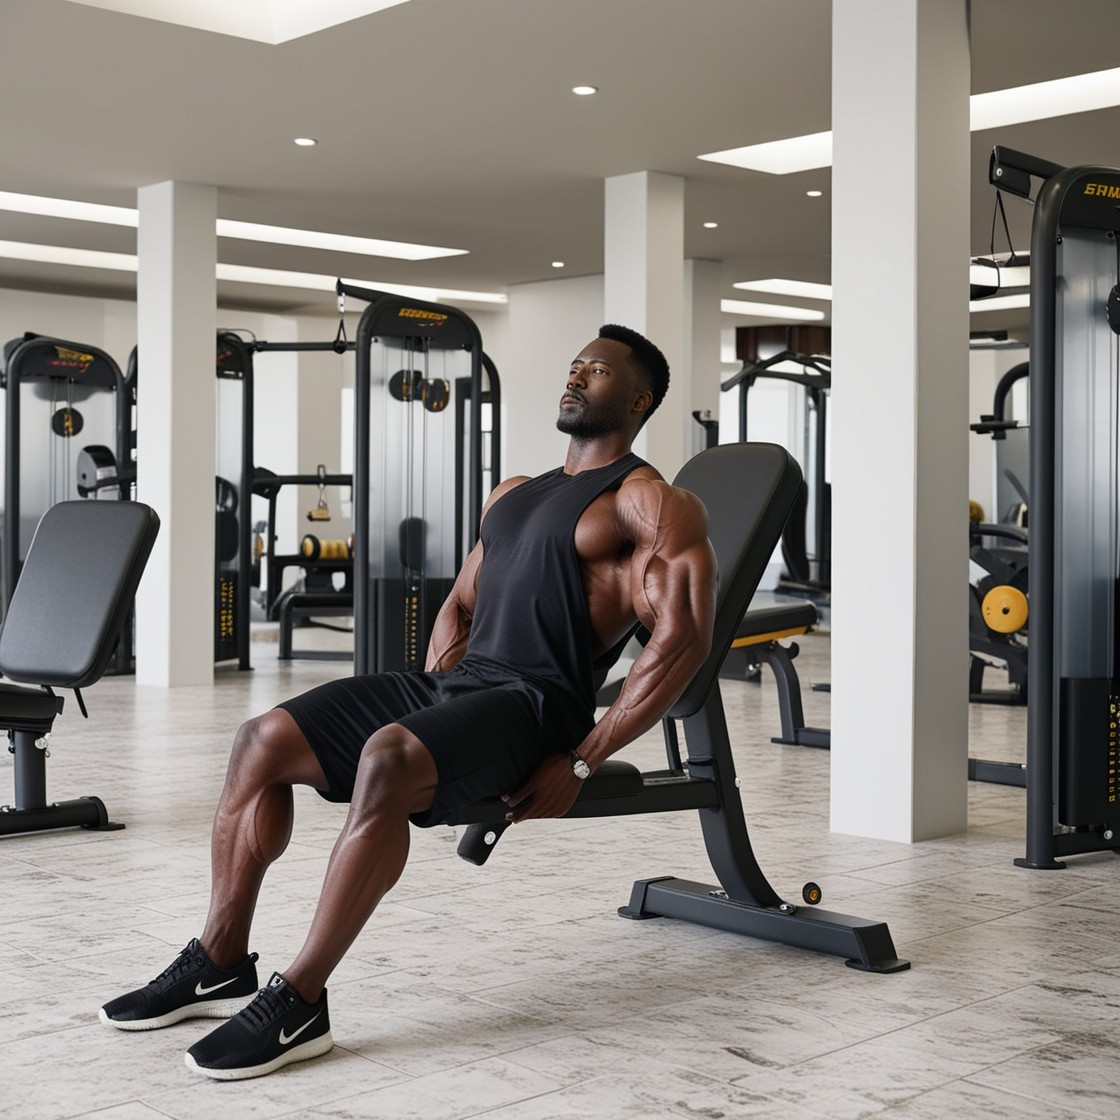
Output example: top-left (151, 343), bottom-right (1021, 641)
top-left (100, 324), bottom-right (717, 1081)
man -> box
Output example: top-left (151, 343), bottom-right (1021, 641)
top-left (100, 324), bottom-right (717, 1080)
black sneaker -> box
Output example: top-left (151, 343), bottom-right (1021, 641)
top-left (99, 938), bottom-right (259, 1031)
top-left (184, 972), bottom-right (333, 1081)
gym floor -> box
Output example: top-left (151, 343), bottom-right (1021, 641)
top-left (1, 623), bottom-right (1115, 1120)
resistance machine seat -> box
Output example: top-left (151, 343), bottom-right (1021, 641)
top-left (727, 601), bottom-right (829, 749)
top-left (0, 500), bottom-right (160, 837)
top-left (448, 442), bottom-right (907, 974)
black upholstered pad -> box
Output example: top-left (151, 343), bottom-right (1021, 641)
top-left (668, 444), bottom-right (803, 720)
top-left (0, 501), bottom-right (159, 688)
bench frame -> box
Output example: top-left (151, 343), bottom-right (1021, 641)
top-left (449, 444), bottom-right (907, 974)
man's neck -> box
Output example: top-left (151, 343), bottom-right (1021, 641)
top-left (563, 433), bottom-right (636, 475)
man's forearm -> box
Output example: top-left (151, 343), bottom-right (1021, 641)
top-left (576, 628), bottom-right (709, 768)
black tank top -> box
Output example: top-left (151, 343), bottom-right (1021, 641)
top-left (463, 452), bottom-right (649, 715)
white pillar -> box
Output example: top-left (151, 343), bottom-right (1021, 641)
top-left (604, 171), bottom-right (686, 476)
top-left (685, 258), bottom-right (723, 457)
top-left (830, 0), bottom-right (970, 841)
top-left (134, 181), bottom-right (217, 687)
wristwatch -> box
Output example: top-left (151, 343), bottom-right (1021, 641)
top-left (569, 750), bottom-right (591, 780)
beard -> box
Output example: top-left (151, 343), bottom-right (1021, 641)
top-left (556, 396), bottom-right (629, 439)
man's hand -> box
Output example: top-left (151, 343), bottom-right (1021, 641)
top-left (502, 753), bottom-right (583, 823)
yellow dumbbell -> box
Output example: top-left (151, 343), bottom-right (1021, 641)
top-left (981, 585), bottom-right (1028, 634)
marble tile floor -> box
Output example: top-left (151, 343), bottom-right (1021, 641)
top-left (1, 628), bottom-right (1116, 1120)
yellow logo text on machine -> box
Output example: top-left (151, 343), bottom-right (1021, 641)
top-left (1082, 182), bottom-right (1120, 200)
top-left (50, 346), bottom-right (95, 373)
top-left (398, 308), bottom-right (448, 324)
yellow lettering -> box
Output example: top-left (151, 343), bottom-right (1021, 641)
top-left (397, 307), bottom-right (448, 321)
top-left (1082, 181), bottom-right (1120, 198)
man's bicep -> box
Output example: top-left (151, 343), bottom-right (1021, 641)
top-left (633, 492), bottom-right (717, 643)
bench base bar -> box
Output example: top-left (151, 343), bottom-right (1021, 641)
top-left (0, 796), bottom-right (123, 836)
top-left (619, 876), bottom-right (909, 974)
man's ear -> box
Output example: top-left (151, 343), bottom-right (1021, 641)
top-left (632, 389), bottom-right (654, 417)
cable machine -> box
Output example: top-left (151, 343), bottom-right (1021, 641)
top-left (1, 334), bottom-right (129, 607)
top-left (721, 327), bottom-right (831, 594)
top-left (988, 146), bottom-right (1120, 867)
top-left (339, 282), bottom-right (499, 676)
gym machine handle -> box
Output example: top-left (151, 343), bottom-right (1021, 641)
top-left (989, 146), bottom-right (1064, 200)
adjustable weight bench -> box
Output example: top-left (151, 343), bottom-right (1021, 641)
top-left (449, 443), bottom-right (907, 973)
top-left (0, 500), bottom-right (160, 837)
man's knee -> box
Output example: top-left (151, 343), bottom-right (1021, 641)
top-left (352, 726), bottom-right (437, 817)
top-left (229, 709), bottom-right (326, 790)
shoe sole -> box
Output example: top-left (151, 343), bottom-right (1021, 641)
top-left (99, 996), bottom-right (253, 1031)
top-left (184, 1031), bottom-right (334, 1080)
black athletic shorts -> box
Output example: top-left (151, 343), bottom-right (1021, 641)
top-left (276, 659), bottom-right (593, 827)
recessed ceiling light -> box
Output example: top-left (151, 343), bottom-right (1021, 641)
top-left (552, 261), bottom-right (565, 268)
top-left (720, 299), bottom-right (826, 322)
top-left (734, 278), bottom-right (833, 301)
top-left (293, 137), bottom-right (318, 147)
top-left (806, 190), bottom-right (823, 198)
top-left (572, 85), bottom-right (598, 96)
top-left (703, 222), bottom-right (719, 229)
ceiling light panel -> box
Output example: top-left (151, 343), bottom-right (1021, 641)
top-left (969, 293), bottom-right (1030, 313)
top-left (0, 191), bottom-right (137, 226)
top-left (721, 299), bottom-right (826, 321)
top-left (700, 67), bottom-right (1120, 174)
top-left (0, 237), bottom-right (504, 303)
top-left (971, 67), bottom-right (1120, 130)
top-left (699, 131), bottom-right (833, 175)
top-left (734, 278), bottom-right (833, 301)
top-left (0, 191), bottom-right (465, 261)
top-left (0, 239), bottom-right (137, 271)
top-left (215, 219), bottom-right (466, 260)
top-left (64, 1), bottom-right (413, 45)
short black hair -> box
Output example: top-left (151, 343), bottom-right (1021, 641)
top-left (598, 324), bottom-right (670, 424)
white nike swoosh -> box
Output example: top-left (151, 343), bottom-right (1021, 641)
top-left (279, 1009), bottom-right (323, 1046)
top-left (195, 977), bottom-right (239, 996)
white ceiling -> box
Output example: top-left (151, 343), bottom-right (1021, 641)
top-left (2, 0), bottom-right (1119, 333)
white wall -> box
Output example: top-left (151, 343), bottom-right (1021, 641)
top-left (504, 274), bottom-right (604, 480)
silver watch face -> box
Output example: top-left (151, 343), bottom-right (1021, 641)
top-left (572, 757), bottom-right (591, 779)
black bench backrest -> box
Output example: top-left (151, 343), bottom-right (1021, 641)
top-left (0, 501), bottom-right (160, 688)
top-left (667, 443), bottom-right (802, 720)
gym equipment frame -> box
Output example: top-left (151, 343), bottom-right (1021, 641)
top-left (989, 146), bottom-right (1120, 867)
top-left (342, 282), bottom-right (499, 676)
top-left (449, 443), bottom-right (907, 973)
top-left (723, 346), bottom-right (831, 593)
top-left (2, 334), bottom-right (130, 610)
